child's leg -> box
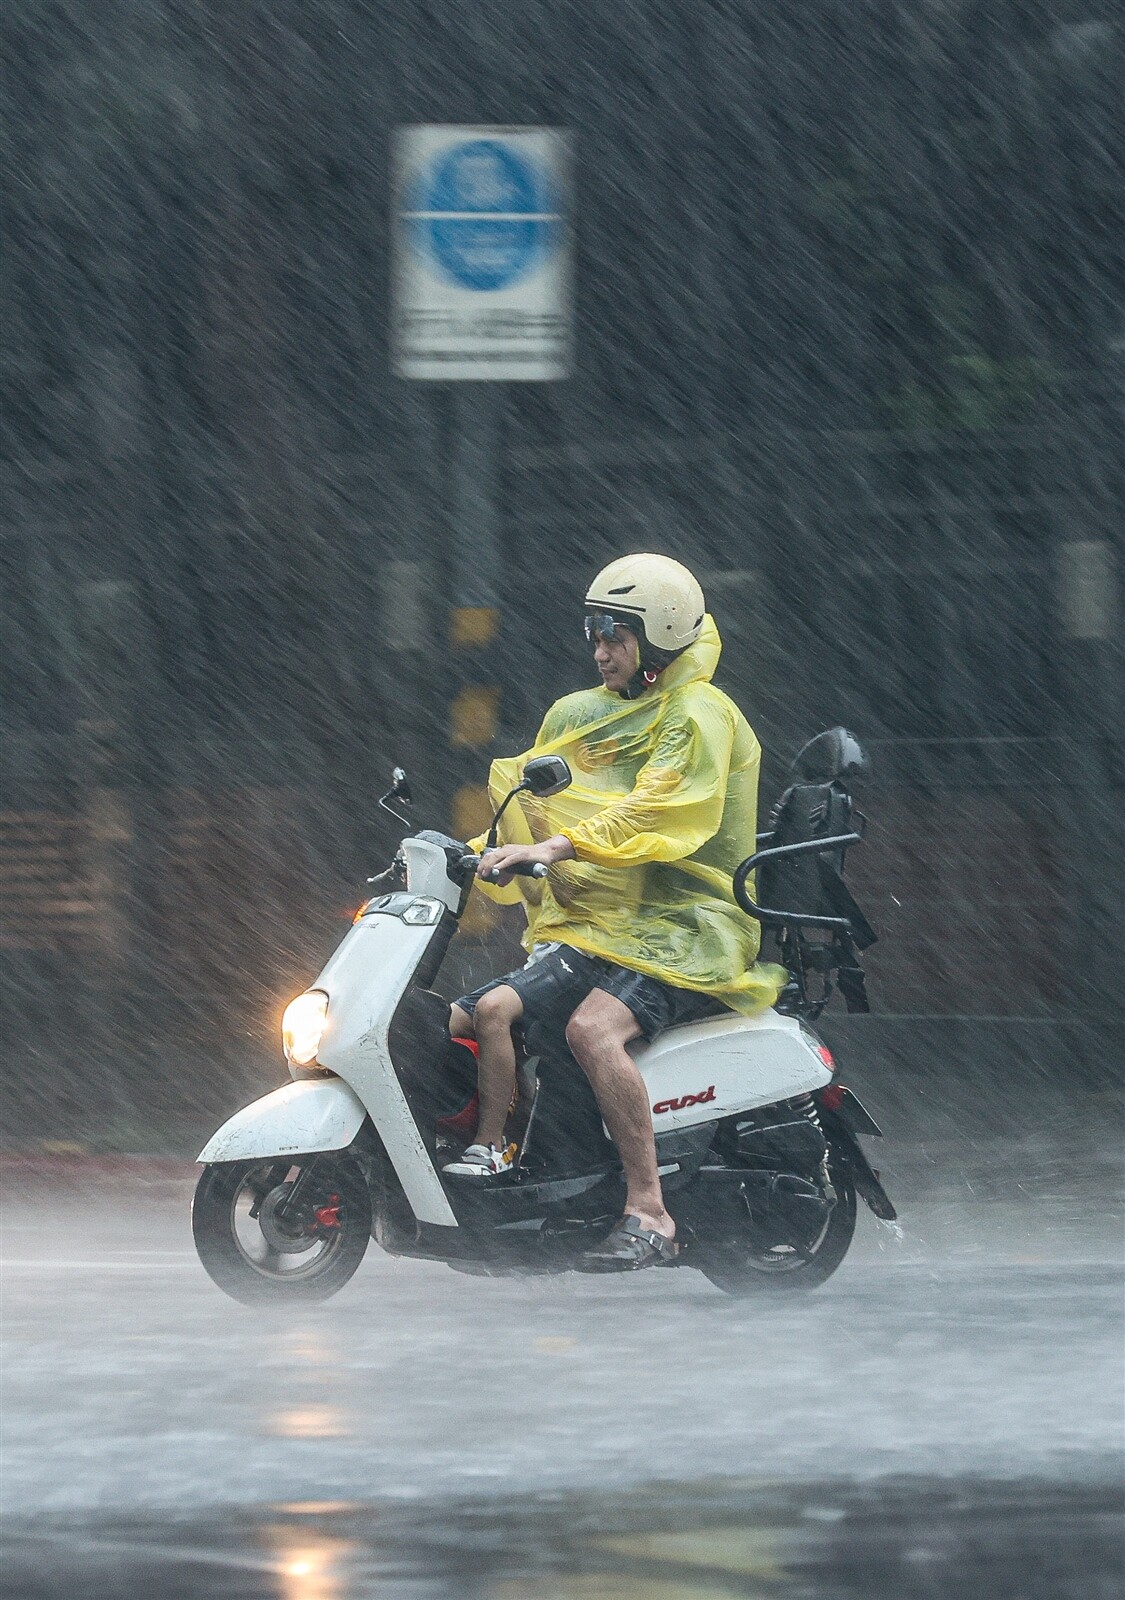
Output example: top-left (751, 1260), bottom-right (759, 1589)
top-left (448, 1002), bottom-right (475, 1040)
top-left (471, 983), bottom-right (524, 1148)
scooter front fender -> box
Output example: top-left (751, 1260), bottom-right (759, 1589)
top-left (197, 1077), bottom-right (367, 1165)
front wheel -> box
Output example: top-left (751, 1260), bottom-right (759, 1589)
top-left (697, 1166), bottom-right (857, 1296)
top-left (192, 1154), bottom-right (371, 1304)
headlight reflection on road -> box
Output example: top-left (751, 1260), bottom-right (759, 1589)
top-left (267, 1404), bottom-right (351, 1439)
top-left (259, 1525), bottom-right (354, 1600)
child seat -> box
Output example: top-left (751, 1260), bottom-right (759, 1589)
top-left (738, 729), bottom-right (876, 1018)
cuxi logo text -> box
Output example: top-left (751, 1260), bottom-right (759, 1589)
top-left (652, 1085), bottom-right (717, 1115)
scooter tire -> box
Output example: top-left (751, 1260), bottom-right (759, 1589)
top-left (193, 1154), bottom-right (371, 1305)
top-left (698, 1173), bottom-right (857, 1296)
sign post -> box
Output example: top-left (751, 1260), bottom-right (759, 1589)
top-left (393, 127), bottom-right (570, 928)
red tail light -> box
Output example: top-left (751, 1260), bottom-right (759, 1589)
top-left (816, 1043), bottom-right (835, 1071)
top-left (819, 1082), bottom-right (845, 1112)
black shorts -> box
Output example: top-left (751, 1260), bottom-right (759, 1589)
top-left (455, 944), bottom-right (726, 1042)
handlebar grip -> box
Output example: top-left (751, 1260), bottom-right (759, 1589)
top-left (365, 864), bottom-right (403, 891)
top-left (483, 861), bottom-right (549, 882)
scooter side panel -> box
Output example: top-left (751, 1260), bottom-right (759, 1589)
top-left (197, 1077), bottom-right (366, 1163)
top-left (313, 912), bottom-right (459, 1228)
top-left (631, 1010), bottom-right (832, 1132)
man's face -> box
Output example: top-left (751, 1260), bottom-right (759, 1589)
top-left (593, 625), bottom-right (640, 693)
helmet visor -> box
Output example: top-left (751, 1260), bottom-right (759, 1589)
top-left (584, 611), bottom-right (636, 646)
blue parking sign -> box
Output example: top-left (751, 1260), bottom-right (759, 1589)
top-left (410, 138), bottom-right (558, 291)
top-left (394, 126), bottom-right (570, 381)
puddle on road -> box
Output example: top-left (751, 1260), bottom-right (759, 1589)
top-left (2, 1477), bottom-right (1120, 1599)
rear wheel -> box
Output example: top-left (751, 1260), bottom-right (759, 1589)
top-left (698, 1163), bottom-right (856, 1296)
top-left (192, 1154), bottom-right (371, 1304)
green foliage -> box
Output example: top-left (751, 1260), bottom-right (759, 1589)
top-left (878, 354), bottom-right (1063, 434)
top-left (807, 145), bottom-right (1070, 434)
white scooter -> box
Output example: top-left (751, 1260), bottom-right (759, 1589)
top-left (192, 730), bottom-right (895, 1302)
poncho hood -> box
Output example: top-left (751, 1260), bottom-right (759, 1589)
top-left (651, 612), bottom-right (722, 694)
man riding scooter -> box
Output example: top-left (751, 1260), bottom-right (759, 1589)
top-left (443, 553), bottom-right (786, 1270)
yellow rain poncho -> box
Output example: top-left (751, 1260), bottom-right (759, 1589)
top-left (475, 616), bottom-right (787, 1015)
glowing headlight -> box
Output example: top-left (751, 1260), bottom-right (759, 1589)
top-left (282, 990), bottom-right (329, 1065)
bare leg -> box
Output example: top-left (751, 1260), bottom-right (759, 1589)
top-left (448, 1003), bottom-right (475, 1040)
top-left (565, 991), bottom-right (674, 1240)
top-left (471, 984), bottom-right (524, 1149)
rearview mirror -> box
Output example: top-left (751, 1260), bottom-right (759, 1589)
top-left (485, 756), bottom-right (572, 851)
top-left (521, 755), bottom-right (572, 797)
top-left (378, 766), bottom-right (413, 823)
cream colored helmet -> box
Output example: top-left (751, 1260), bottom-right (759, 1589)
top-left (585, 553), bottom-right (706, 657)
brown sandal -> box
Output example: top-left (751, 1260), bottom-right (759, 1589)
top-left (578, 1214), bottom-right (680, 1272)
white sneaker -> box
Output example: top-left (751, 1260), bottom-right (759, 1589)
top-left (443, 1142), bottom-right (518, 1178)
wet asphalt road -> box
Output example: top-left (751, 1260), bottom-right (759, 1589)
top-left (1, 1138), bottom-right (1121, 1597)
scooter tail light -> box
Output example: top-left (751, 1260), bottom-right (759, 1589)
top-left (801, 1026), bottom-right (836, 1075)
top-left (818, 1082), bottom-right (846, 1112)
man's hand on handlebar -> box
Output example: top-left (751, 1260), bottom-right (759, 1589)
top-left (477, 836), bottom-right (576, 887)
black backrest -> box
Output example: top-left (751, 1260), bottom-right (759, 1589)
top-left (758, 780), bottom-right (855, 919)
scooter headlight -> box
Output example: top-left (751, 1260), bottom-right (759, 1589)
top-left (282, 990), bottom-right (329, 1065)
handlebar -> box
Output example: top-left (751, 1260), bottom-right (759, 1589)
top-left (732, 833), bottom-right (863, 931)
top-left (459, 853), bottom-right (549, 883)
